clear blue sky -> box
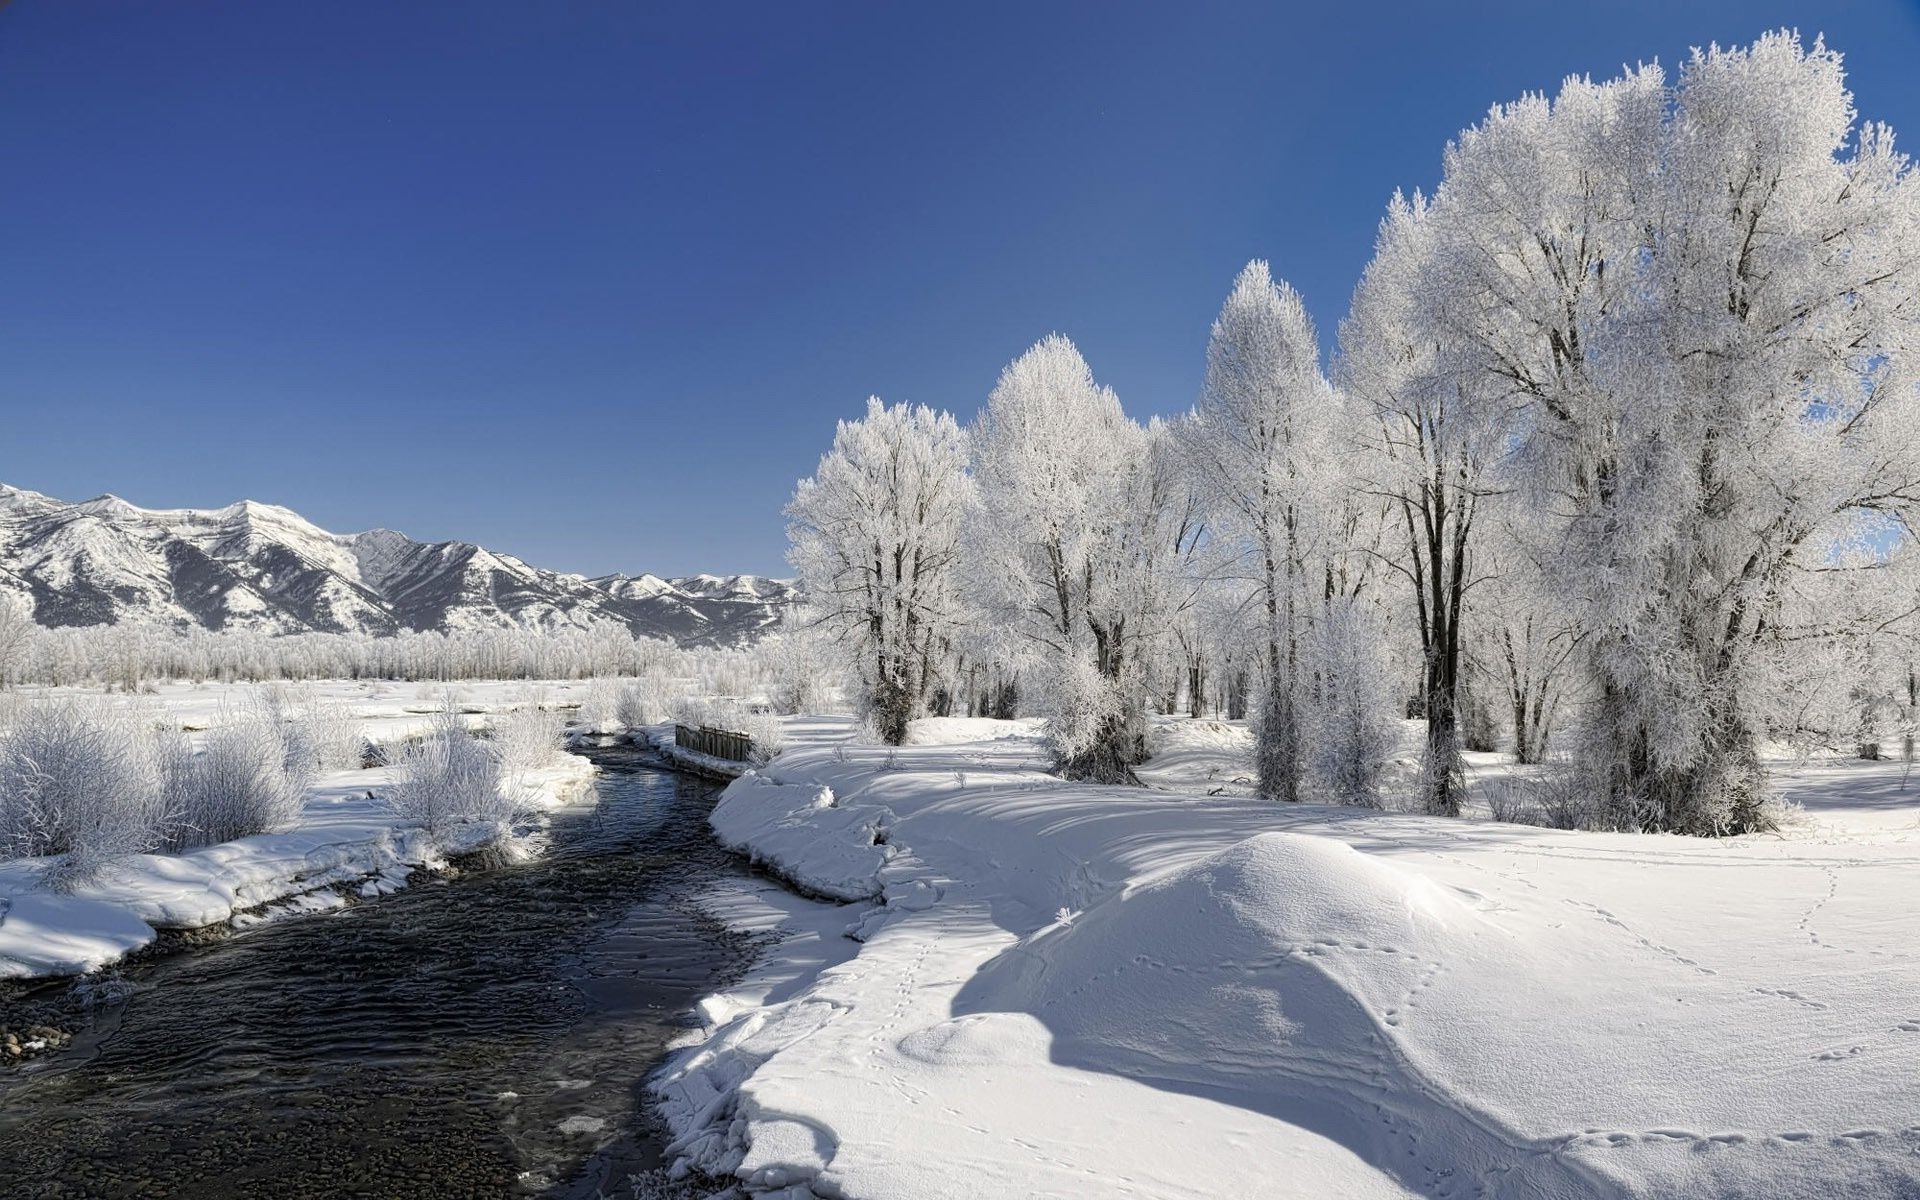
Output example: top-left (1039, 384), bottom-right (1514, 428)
top-left (5, 2), bottom-right (1919, 577)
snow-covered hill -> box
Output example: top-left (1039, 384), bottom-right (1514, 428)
top-left (0, 485), bottom-right (793, 646)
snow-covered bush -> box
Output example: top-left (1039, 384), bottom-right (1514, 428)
top-left (164, 714), bottom-right (313, 850)
top-left (0, 699), bottom-right (167, 887)
top-left (615, 676), bottom-right (668, 729)
top-left (489, 703), bottom-right (566, 779)
top-left (258, 688), bottom-right (364, 774)
top-left (1034, 652), bottom-right (1136, 781)
top-left (577, 677), bottom-right (623, 734)
top-left (762, 624), bottom-right (838, 716)
top-left (385, 710), bottom-right (509, 836)
top-left (1304, 600), bottom-right (1400, 808)
top-left (736, 708), bottom-right (786, 763)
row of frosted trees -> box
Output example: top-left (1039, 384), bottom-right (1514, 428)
top-left (786, 33), bottom-right (1920, 836)
top-left (0, 605), bottom-right (790, 695)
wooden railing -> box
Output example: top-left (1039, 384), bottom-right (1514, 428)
top-left (674, 723), bottom-right (754, 763)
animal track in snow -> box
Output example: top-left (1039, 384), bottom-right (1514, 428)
top-left (1561, 899), bottom-right (1717, 976)
top-left (1751, 986), bottom-right (1828, 1011)
top-left (1813, 1044), bottom-right (1867, 1061)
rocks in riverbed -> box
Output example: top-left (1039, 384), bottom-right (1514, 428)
top-left (1, 1023), bottom-right (72, 1063)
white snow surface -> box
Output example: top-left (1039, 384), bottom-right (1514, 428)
top-left (655, 715), bottom-right (1920, 1198)
top-left (0, 680), bottom-right (600, 978)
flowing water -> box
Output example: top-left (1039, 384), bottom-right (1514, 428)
top-left (0, 744), bottom-right (750, 1199)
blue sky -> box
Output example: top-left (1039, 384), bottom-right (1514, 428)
top-left (5, 2), bottom-right (1919, 577)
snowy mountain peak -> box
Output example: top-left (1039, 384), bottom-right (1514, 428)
top-left (0, 485), bottom-right (796, 646)
top-left (73, 493), bottom-right (145, 520)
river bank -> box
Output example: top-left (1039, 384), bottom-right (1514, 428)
top-left (0, 752), bottom-right (595, 980)
top-left (0, 745), bottom-right (753, 1197)
top-left (651, 715), bottom-right (1920, 1199)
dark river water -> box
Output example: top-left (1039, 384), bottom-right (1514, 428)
top-left (0, 744), bottom-right (751, 1199)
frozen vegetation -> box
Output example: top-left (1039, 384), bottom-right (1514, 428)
top-left (0, 681), bottom-right (599, 978)
top-left (784, 32), bottom-right (1920, 846)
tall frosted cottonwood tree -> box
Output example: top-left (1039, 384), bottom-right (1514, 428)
top-left (971, 335), bottom-right (1171, 782)
top-left (1394, 33), bottom-right (1920, 832)
top-left (787, 398), bottom-right (973, 744)
top-left (1185, 261), bottom-right (1334, 802)
top-left (1339, 193), bottom-right (1510, 816)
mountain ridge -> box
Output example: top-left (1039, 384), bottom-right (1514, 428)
top-left (0, 485), bottom-right (793, 647)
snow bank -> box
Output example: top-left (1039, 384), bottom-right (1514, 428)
top-left (0, 684), bottom-right (597, 979)
top-left (709, 776), bottom-right (894, 903)
top-left (655, 715), bottom-right (1920, 1198)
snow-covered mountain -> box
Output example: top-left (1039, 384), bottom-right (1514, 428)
top-left (0, 485), bottom-right (794, 646)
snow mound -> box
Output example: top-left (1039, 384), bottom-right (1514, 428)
top-left (958, 833), bottom-right (1557, 1194)
top-left (964, 832), bottom-right (1488, 1079)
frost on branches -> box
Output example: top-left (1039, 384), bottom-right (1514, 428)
top-left (1344, 32), bottom-right (1920, 832)
top-left (786, 398), bottom-right (972, 744)
top-left (1181, 261), bottom-right (1397, 805)
top-left (970, 336), bottom-right (1193, 781)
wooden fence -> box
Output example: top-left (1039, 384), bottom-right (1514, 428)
top-left (675, 723), bottom-right (754, 763)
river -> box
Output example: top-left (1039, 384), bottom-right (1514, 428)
top-left (0, 743), bottom-right (750, 1199)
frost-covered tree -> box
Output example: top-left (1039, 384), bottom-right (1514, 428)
top-left (1406, 33), bottom-right (1920, 832)
top-left (0, 596), bottom-right (32, 690)
top-left (1339, 192), bottom-right (1510, 816)
top-left (787, 397), bottom-right (972, 743)
top-left (1185, 262), bottom-right (1335, 802)
top-left (971, 335), bottom-right (1178, 781)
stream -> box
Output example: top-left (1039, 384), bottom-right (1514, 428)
top-left (0, 743), bottom-right (751, 1199)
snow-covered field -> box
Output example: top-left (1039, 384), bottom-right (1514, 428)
top-left (0, 680), bottom-right (601, 978)
top-left (656, 715), bottom-right (1920, 1199)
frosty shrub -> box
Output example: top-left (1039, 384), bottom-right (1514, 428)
top-left (284, 697), bottom-right (365, 773)
top-left (386, 710), bottom-right (509, 836)
top-left (254, 689), bottom-right (365, 775)
top-left (0, 699), bottom-right (167, 887)
top-left (489, 704), bottom-right (566, 779)
top-left (763, 626), bottom-right (837, 717)
top-left (164, 714), bottom-right (314, 850)
top-left (1304, 600), bottom-right (1400, 808)
top-left (1479, 766), bottom-right (1629, 833)
top-left (736, 707), bottom-right (786, 763)
top-left (1482, 775), bottom-right (1540, 826)
top-left (1035, 653), bottom-right (1138, 784)
top-left (577, 677), bottom-right (623, 734)
top-left (615, 676), bottom-right (666, 729)
top-left (671, 695), bottom-right (713, 728)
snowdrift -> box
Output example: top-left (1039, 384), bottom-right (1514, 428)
top-left (658, 717), bottom-right (1920, 1199)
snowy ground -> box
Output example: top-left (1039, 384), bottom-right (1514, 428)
top-left (655, 715), bottom-right (1920, 1199)
top-left (0, 680), bottom-right (601, 979)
